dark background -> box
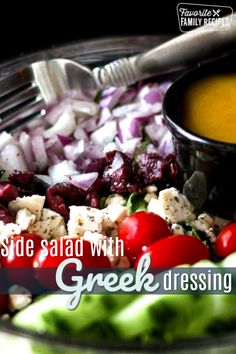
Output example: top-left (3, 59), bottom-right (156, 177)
top-left (0, 0), bottom-right (235, 61)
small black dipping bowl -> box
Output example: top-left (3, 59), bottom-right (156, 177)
top-left (163, 51), bottom-right (236, 219)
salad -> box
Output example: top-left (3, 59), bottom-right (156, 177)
top-left (0, 79), bottom-right (236, 345)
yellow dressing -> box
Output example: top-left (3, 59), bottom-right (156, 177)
top-left (182, 73), bottom-right (236, 144)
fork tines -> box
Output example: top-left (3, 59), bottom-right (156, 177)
top-left (0, 68), bottom-right (45, 131)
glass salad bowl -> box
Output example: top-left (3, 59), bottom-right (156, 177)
top-left (1, 36), bottom-right (236, 354)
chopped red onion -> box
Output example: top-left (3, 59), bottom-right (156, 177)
top-left (102, 87), bottom-right (117, 97)
top-left (129, 119), bottom-right (142, 138)
top-left (47, 151), bottom-right (63, 165)
top-left (0, 132), bottom-right (14, 151)
top-left (29, 125), bottom-right (45, 137)
top-left (117, 118), bottom-right (132, 143)
top-left (154, 114), bottom-right (164, 125)
top-left (139, 100), bottom-right (162, 115)
top-left (48, 160), bottom-right (78, 184)
top-left (19, 132), bottom-right (36, 171)
top-left (64, 140), bottom-right (85, 161)
top-left (45, 137), bottom-right (64, 165)
top-left (0, 143), bottom-right (28, 172)
top-left (57, 135), bottom-right (73, 146)
top-left (112, 103), bottom-right (141, 118)
top-left (73, 127), bottom-right (89, 141)
top-left (44, 99), bottom-right (99, 126)
top-left (97, 108), bottom-right (113, 127)
top-left (146, 143), bottom-right (159, 153)
top-left (113, 100), bottom-right (161, 129)
top-left (159, 81), bottom-right (172, 95)
top-left (44, 101), bottom-right (66, 125)
top-left (36, 174), bottom-right (53, 186)
top-left (118, 116), bottom-right (143, 142)
top-left (79, 116), bottom-right (98, 133)
top-left (69, 172), bottom-right (98, 190)
top-left (45, 136), bottom-right (64, 151)
top-left (103, 142), bottom-right (119, 153)
top-left (144, 90), bottom-right (162, 104)
top-left (69, 99), bottom-right (99, 116)
top-left (145, 122), bottom-right (168, 142)
top-left (136, 83), bottom-right (160, 101)
top-left (83, 143), bottom-right (104, 160)
top-left (100, 87), bottom-right (126, 109)
top-left (31, 136), bottom-right (48, 172)
top-left (44, 109), bottom-right (76, 138)
top-left (119, 137), bottom-right (142, 157)
top-left (74, 156), bottom-right (90, 171)
top-left (90, 121), bottom-right (117, 146)
top-left (119, 87), bottom-right (137, 104)
top-left (158, 131), bottom-right (174, 155)
top-left (132, 115), bottom-right (154, 124)
top-left (1, 80), bottom-right (173, 177)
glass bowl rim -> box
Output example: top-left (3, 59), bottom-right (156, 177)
top-left (1, 35), bottom-right (236, 352)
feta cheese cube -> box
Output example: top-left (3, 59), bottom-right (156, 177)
top-left (105, 194), bottom-right (126, 207)
top-left (0, 221), bottom-right (21, 243)
top-left (68, 206), bottom-right (103, 237)
top-left (28, 208), bottom-right (67, 239)
top-left (83, 230), bottom-right (107, 244)
top-left (144, 192), bottom-right (158, 203)
top-left (148, 187), bottom-right (195, 223)
top-left (145, 185), bottom-right (158, 193)
top-left (103, 204), bottom-right (128, 229)
top-left (171, 223), bottom-right (185, 235)
top-left (15, 209), bottom-right (36, 230)
top-left (9, 195), bottom-right (45, 220)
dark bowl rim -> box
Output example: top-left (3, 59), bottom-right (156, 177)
top-left (163, 52), bottom-right (236, 150)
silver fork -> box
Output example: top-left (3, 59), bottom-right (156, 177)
top-left (0, 13), bottom-right (236, 132)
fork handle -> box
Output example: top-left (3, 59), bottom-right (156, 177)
top-left (94, 14), bottom-right (236, 87)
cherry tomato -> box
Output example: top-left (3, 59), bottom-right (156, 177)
top-left (135, 234), bottom-right (210, 268)
top-left (33, 238), bottom-right (110, 268)
top-left (33, 238), bottom-right (111, 289)
top-left (1, 233), bottom-right (42, 269)
top-left (118, 211), bottom-right (170, 261)
top-left (215, 223), bottom-right (236, 258)
top-left (1, 233), bottom-right (42, 287)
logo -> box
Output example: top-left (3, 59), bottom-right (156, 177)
top-left (177, 3), bottom-right (233, 32)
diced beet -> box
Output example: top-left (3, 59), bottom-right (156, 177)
top-left (46, 183), bottom-right (85, 221)
top-left (9, 171), bottom-right (35, 186)
top-left (139, 153), bottom-right (170, 184)
top-left (46, 188), bottom-right (69, 221)
top-left (89, 178), bottom-right (106, 194)
top-left (9, 171), bottom-right (48, 197)
top-left (103, 164), bottom-right (130, 193)
top-left (86, 192), bottom-right (100, 208)
top-left (85, 157), bottom-right (107, 174)
top-left (85, 178), bottom-right (108, 208)
top-left (103, 151), bottom-right (140, 193)
top-left (126, 183), bottom-right (140, 193)
top-left (105, 150), bottom-right (118, 165)
top-left (0, 204), bottom-right (14, 224)
top-left (0, 182), bottom-right (19, 205)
